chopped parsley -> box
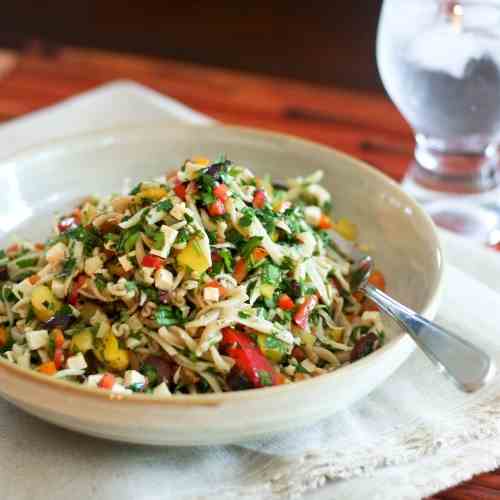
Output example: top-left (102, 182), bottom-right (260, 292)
top-left (59, 257), bottom-right (76, 278)
top-left (129, 183), bottom-right (142, 195)
top-left (157, 199), bottom-right (173, 212)
top-left (239, 207), bottom-right (254, 227)
top-left (219, 248), bottom-right (233, 272)
top-left (66, 226), bottom-right (102, 256)
top-left (261, 262), bottom-right (281, 285)
top-left (15, 257), bottom-right (38, 269)
top-left (257, 370), bottom-right (273, 386)
top-left (154, 305), bottom-right (183, 326)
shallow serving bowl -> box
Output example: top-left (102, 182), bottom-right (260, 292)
top-left (0, 122), bottom-right (443, 445)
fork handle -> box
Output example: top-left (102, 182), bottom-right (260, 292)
top-left (363, 284), bottom-right (496, 393)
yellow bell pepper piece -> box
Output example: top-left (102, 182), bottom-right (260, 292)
top-left (177, 238), bottom-right (210, 273)
top-left (31, 285), bottom-right (62, 322)
top-left (108, 349), bottom-right (130, 372)
top-left (136, 187), bottom-right (168, 202)
top-left (102, 333), bottom-right (129, 372)
top-left (191, 156), bottom-right (210, 166)
top-left (257, 334), bottom-right (289, 363)
top-left (299, 330), bottom-right (316, 347)
top-left (71, 329), bottom-right (94, 353)
top-left (260, 283), bottom-right (276, 300)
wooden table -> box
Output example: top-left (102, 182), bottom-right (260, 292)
top-left (0, 43), bottom-right (498, 500)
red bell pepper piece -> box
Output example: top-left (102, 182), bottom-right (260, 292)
top-left (233, 258), bottom-right (248, 283)
top-left (277, 294), bottom-right (294, 311)
top-left (293, 295), bottom-right (318, 330)
top-left (213, 183), bottom-right (229, 202)
top-left (208, 199), bottom-right (226, 217)
top-left (221, 328), bottom-right (278, 388)
top-left (98, 373), bottom-right (115, 389)
top-left (142, 254), bottom-right (165, 269)
top-left (54, 347), bottom-right (64, 370)
top-left (174, 182), bottom-right (188, 201)
top-left (317, 214), bottom-right (333, 229)
top-left (69, 274), bottom-right (87, 306)
top-left (253, 190), bottom-right (267, 209)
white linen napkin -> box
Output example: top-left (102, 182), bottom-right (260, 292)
top-left (1, 81), bottom-right (499, 500)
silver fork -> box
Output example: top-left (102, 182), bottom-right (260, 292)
top-left (330, 230), bottom-right (496, 393)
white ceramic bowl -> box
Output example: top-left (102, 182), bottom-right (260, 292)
top-left (0, 122), bottom-right (443, 445)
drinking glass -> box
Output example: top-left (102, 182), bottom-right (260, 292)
top-left (377, 0), bottom-right (500, 241)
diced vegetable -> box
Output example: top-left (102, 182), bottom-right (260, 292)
top-left (78, 302), bottom-right (102, 322)
top-left (213, 183), bottom-right (229, 202)
top-left (69, 274), bottom-right (87, 306)
top-left (253, 190), bottom-right (267, 209)
top-left (257, 334), bottom-right (288, 363)
top-left (208, 199), bottom-right (226, 217)
top-left (71, 329), bottom-right (94, 353)
top-left (38, 361), bottom-right (57, 375)
top-left (54, 348), bottom-right (64, 369)
top-left (98, 373), bottom-right (115, 389)
top-left (136, 187), bottom-right (167, 202)
top-left (221, 328), bottom-right (279, 388)
top-left (260, 283), bottom-right (275, 300)
top-left (277, 294), bottom-right (294, 311)
top-left (102, 333), bottom-right (129, 372)
top-left (177, 239), bottom-right (210, 273)
top-left (251, 247), bottom-right (268, 263)
top-left (31, 285), bottom-right (62, 322)
top-left (233, 258), bottom-right (247, 283)
top-left (293, 295), bottom-right (318, 330)
top-left (142, 255), bottom-right (165, 270)
top-left (317, 214), bottom-right (333, 229)
top-left (0, 327), bottom-right (10, 348)
top-left (174, 182), bottom-right (188, 200)
top-left (52, 329), bottom-right (65, 349)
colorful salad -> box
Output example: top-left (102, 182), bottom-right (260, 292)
top-left (0, 156), bottom-right (386, 395)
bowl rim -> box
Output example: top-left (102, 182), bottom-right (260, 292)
top-left (0, 120), bottom-right (444, 406)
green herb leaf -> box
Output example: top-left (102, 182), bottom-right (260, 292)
top-left (66, 226), bottom-right (103, 256)
top-left (59, 257), bottom-right (76, 278)
top-left (219, 249), bottom-right (233, 272)
top-left (261, 262), bottom-right (281, 285)
top-left (157, 199), bottom-right (173, 212)
top-left (129, 183), bottom-right (142, 195)
top-left (15, 257), bottom-right (38, 269)
top-left (258, 370), bottom-right (273, 386)
top-left (239, 207), bottom-right (254, 227)
top-left (154, 305), bottom-right (184, 327)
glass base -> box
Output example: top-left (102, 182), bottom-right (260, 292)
top-left (403, 169), bottom-right (500, 244)
top-left (425, 200), bottom-right (500, 244)
top-left (414, 135), bottom-right (500, 194)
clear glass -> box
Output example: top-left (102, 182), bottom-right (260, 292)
top-left (377, 0), bottom-right (500, 195)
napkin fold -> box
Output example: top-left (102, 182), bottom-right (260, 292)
top-left (1, 81), bottom-right (499, 500)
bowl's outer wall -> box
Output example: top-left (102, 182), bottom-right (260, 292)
top-left (0, 124), bottom-right (442, 445)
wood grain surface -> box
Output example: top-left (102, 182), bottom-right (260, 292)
top-left (0, 43), bottom-right (497, 500)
